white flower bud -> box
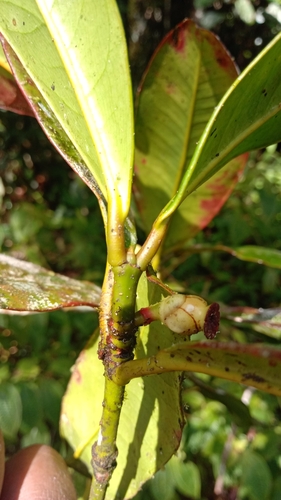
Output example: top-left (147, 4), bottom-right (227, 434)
top-left (158, 294), bottom-right (219, 338)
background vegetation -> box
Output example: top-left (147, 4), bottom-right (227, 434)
top-left (1, 1), bottom-right (281, 499)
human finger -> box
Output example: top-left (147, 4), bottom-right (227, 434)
top-left (0, 444), bottom-right (76, 500)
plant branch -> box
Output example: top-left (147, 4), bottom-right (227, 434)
top-left (90, 379), bottom-right (125, 500)
top-left (91, 259), bottom-right (142, 498)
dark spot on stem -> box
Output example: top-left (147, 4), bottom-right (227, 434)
top-left (170, 353), bottom-right (175, 358)
top-left (242, 373), bottom-right (265, 383)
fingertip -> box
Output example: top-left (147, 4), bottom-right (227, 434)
top-left (1, 444), bottom-right (76, 500)
top-left (0, 430), bottom-right (5, 495)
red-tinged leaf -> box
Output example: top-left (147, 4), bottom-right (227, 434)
top-left (115, 340), bottom-right (281, 396)
top-left (0, 67), bottom-right (33, 116)
top-left (0, 254), bottom-right (101, 312)
top-left (134, 19), bottom-right (244, 253)
top-left (166, 154), bottom-right (247, 249)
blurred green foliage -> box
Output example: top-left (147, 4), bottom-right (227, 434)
top-left (1, 1), bottom-right (281, 499)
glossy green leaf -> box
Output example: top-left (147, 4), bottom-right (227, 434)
top-left (115, 340), bottom-right (281, 396)
top-left (240, 450), bottom-right (272, 500)
top-left (1, 40), bottom-right (105, 200)
top-left (167, 30), bottom-right (281, 213)
top-left (134, 19), bottom-right (245, 249)
top-left (0, 0), bottom-right (134, 220)
top-left (0, 254), bottom-right (101, 311)
top-left (61, 275), bottom-right (183, 499)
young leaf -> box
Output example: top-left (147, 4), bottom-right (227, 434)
top-left (115, 340), bottom-right (281, 396)
top-left (134, 19), bottom-right (245, 250)
top-left (0, 254), bottom-right (101, 311)
top-left (160, 29), bottom-right (281, 217)
top-left (0, 0), bottom-right (134, 222)
top-left (61, 275), bottom-right (183, 500)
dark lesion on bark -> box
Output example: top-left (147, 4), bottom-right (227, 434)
top-left (91, 443), bottom-right (118, 486)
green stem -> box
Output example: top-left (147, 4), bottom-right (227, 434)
top-left (89, 379), bottom-right (125, 500)
top-left (136, 221), bottom-right (168, 271)
top-left (90, 259), bottom-right (142, 498)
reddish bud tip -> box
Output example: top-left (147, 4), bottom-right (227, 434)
top-left (204, 303), bottom-right (220, 339)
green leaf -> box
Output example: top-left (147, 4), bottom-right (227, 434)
top-left (170, 30), bottom-right (281, 209)
top-left (115, 340), bottom-right (281, 396)
top-left (0, 0), bottom-right (134, 220)
top-left (61, 275), bottom-right (183, 500)
top-left (223, 306), bottom-right (281, 340)
top-left (18, 382), bottom-right (42, 429)
top-left (134, 19), bottom-right (244, 249)
top-left (149, 468), bottom-right (179, 500)
top-left (225, 245), bottom-right (281, 269)
top-left (1, 40), bottom-right (105, 201)
top-left (0, 382), bottom-right (22, 440)
top-left (0, 253), bottom-right (101, 311)
top-left (169, 456), bottom-right (201, 498)
top-left (240, 450), bottom-right (272, 500)
top-left (187, 244), bottom-right (281, 269)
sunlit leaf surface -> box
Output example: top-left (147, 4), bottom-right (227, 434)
top-left (134, 19), bottom-right (245, 251)
top-left (0, 254), bottom-right (101, 311)
top-left (1, 0), bottom-right (134, 218)
top-left (61, 275), bottom-right (183, 499)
